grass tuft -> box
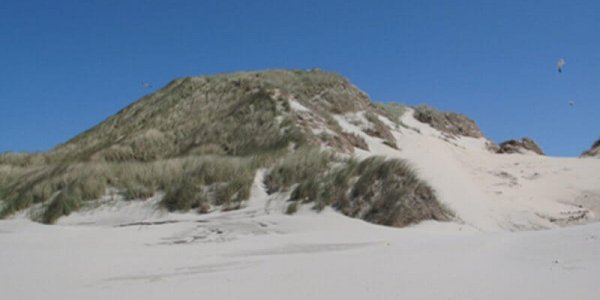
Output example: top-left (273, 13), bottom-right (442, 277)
top-left (363, 112), bottom-right (397, 148)
top-left (263, 147), bottom-right (335, 193)
top-left (268, 154), bottom-right (453, 227)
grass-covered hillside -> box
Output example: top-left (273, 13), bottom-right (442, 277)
top-left (0, 69), bottom-right (453, 226)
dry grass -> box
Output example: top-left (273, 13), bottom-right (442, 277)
top-left (413, 105), bottom-right (483, 138)
top-left (363, 112), bottom-right (397, 149)
top-left (339, 132), bottom-right (369, 151)
top-left (0, 152), bottom-right (56, 167)
top-left (0, 69), bottom-right (446, 225)
top-left (48, 77), bottom-right (305, 163)
top-left (162, 157), bottom-right (255, 213)
top-left (372, 102), bottom-right (407, 125)
top-left (263, 147), bottom-right (335, 194)
top-left (0, 155), bottom-right (259, 223)
top-left (278, 155), bottom-right (453, 227)
top-left (48, 70), bottom-right (366, 163)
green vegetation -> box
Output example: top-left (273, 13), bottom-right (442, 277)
top-left (1, 70), bottom-right (340, 223)
top-left (0, 156), bottom-right (259, 223)
top-left (0, 69), bottom-right (450, 227)
top-left (263, 147), bottom-right (335, 193)
top-left (47, 69), bottom-right (367, 163)
top-left (413, 105), bottom-right (483, 138)
top-left (266, 155), bottom-right (453, 227)
top-left (363, 111), bottom-right (397, 149)
top-left (372, 102), bottom-right (408, 125)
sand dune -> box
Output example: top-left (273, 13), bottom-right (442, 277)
top-left (2, 109), bottom-right (599, 299)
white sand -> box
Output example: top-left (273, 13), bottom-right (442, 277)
top-left (336, 109), bottom-right (600, 232)
top-left (289, 99), bottom-right (312, 112)
top-left (2, 201), bottom-right (599, 299)
top-left (2, 109), bottom-right (600, 299)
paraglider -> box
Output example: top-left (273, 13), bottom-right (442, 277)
top-left (556, 58), bottom-right (574, 110)
top-left (142, 82), bottom-right (152, 89)
top-left (557, 58), bottom-right (566, 73)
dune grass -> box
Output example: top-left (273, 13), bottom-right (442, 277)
top-left (0, 155), bottom-right (260, 223)
top-left (1, 144), bottom-right (451, 226)
top-left (0, 70), bottom-right (446, 226)
top-left (363, 111), bottom-right (397, 149)
top-left (267, 155), bottom-right (453, 227)
top-left (0, 70), bottom-right (351, 223)
top-left (413, 105), bottom-right (483, 138)
top-left (263, 147), bottom-right (336, 194)
top-left (48, 70), bottom-right (362, 164)
top-left (372, 102), bottom-right (408, 125)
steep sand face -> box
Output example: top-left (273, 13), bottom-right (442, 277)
top-left (333, 108), bottom-right (600, 232)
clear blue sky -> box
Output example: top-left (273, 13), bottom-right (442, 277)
top-left (1, 0), bottom-right (598, 156)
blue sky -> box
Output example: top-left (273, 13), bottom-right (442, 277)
top-left (1, 0), bottom-right (598, 156)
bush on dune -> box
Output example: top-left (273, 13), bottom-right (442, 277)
top-left (268, 154), bottom-right (453, 227)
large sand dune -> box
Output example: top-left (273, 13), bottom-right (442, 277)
top-left (2, 110), bottom-right (599, 299)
